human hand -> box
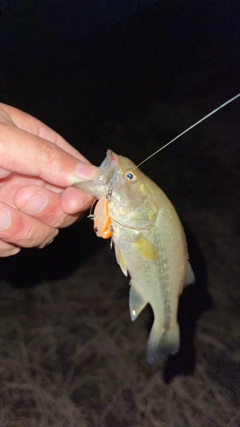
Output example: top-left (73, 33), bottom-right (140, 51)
top-left (0, 103), bottom-right (100, 256)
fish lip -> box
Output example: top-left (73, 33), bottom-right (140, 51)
top-left (99, 149), bottom-right (118, 172)
top-left (98, 150), bottom-right (120, 189)
top-left (99, 155), bottom-right (110, 172)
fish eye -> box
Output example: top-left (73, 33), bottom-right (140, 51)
top-left (124, 170), bottom-right (138, 182)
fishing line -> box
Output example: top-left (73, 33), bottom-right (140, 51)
top-left (136, 93), bottom-right (240, 169)
top-left (88, 198), bottom-right (98, 219)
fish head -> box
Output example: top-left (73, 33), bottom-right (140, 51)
top-left (73, 150), bottom-right (159, 229)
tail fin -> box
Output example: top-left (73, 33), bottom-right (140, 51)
top-left (146, 321), bottom-right (180, 364)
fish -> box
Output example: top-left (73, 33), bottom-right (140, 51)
top-left (73, 149), bottom-right (195, 363)
top-left (73, 94), bottom-right (240, 363)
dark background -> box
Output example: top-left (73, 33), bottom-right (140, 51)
top-left (0, 1), bottom-right (240, 426)
top-left (1, 0), bottom-right (239, 140)
top-left (1, 0), bottom-right (239, 281)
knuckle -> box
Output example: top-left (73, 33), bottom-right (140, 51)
top-left (39, 228), bottom-right (59, 248)
top-left (54, 211), bottom-right (75, 228)
top-left (50, 208), bottom-right (66, 228)
top-left (15, 221), bottom-right (57, 248)
top-left (24, 224), bottom-right (57, 247)
top-left (0, 240), bottom-right (20, 257)
top-left (11, 223), bottom-right (36, 247)
top-left (40, 142), bottom-right (61, 170)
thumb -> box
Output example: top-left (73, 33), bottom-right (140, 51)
top-left (0, 123), bottom-right (99, 186)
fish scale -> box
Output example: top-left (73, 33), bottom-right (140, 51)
top-left (74, 150), bottom-right (193, 363)
top-left (73, 94), bottom-right (239, 363)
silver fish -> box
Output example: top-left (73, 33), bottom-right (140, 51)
top-left (74, 150), bottom-right (195, 363)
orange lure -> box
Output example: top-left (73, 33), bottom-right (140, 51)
top-left (93, 197), bottom-right (112, 239)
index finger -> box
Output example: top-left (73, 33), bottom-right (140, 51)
top-left (0, 102), bottom-right (84, 159)
top-left (0, 123), bottom-right (99, 187)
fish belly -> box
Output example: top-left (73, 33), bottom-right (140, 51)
top-left (113, 205), bottom-right (187, 363)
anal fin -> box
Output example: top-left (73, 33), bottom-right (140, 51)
top-left (129, 285), bottom-right (147, 321)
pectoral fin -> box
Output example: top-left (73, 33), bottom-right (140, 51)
top-left (129, 285), bottom-right (147, 321)
top-left (134, 235), bottom-right (159, 260)
top-left (114, 244), bottom-right (128, 276)
top-left (184, 261), bottom-right (195, 287)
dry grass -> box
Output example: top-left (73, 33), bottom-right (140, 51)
top-left (0, 254), bottom-right (239, 427)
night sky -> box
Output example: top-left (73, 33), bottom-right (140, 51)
top-left (2, 1), bottom-right (239, 130)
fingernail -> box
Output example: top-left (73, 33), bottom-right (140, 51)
top-left (0, 208), bottom-right (11, 230)
top-left (75, 161), bottom-right (100, 180)
top-left (22, 193), bottom-right (48, 214)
